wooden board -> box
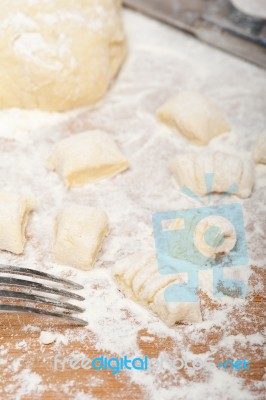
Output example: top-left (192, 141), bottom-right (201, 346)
top-left (1, 266), bottom-right (265, 399)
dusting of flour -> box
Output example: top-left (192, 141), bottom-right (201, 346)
top-left (0, 8), bottom-right (265, 400)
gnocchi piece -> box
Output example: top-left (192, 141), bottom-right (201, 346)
top-left (0, 191), bottom-right (36, 254)
top-left (157, 91), bottom-right (230, 145)
top-left (254, 133), bottom-right (266, 164)
top-left (46, 130), bottom-right (129, 187)
top-left (113, 254), bottom-right (202, 326)
top-left (170, 151), bottom-right (254, 198)
top-left (52, 206), bottom-right (109, 270)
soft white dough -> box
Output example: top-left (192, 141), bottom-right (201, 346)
top-left (194, 153), bottom-right (214, 195)
top-left (151, 289), bottom-right (202, 327)
top-left (157, 91), bottom-right (230, 145)
top-left (39, 331), bottom-right (58, 345)
top-left (52, 205), bottom-right (109, 270)
top-left (0, 0), bottom-right (127, 111)
top-left (170, 151), bottom-right (255, 198)
top-left (46, 130), bottom-right (129, 187)
top-left (254, 133), bottom-right (266, 165)
top-left (0, 191), bottom-right (36, 255)
top-left (113, 254), bottom-right (202, 326)
top-left (212, 152), bottom-right (242, 194)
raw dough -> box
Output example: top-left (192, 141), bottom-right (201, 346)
top-left (254, 133), bottom-right (266, 164)
top-left (231, 0), bottom-right (266, 19)
top-left (113, 254), bottom-right (202, 326)
top-left (46, 130), bottom-right (129, 187)
top-left (170, 151), bottom-right (254, 198)
top-left (39, 331), bottom-right (58, 345)
top-left (157, 91), bottom-right (230, 145)
top-left (0, 0), bottom-right (127, 111)
top-left (0, 191), bottom-right (36, 254)
top-left (52, 205), bottom-right (109, 270)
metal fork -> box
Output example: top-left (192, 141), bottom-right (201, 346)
top-left (0, 264), bottom-right (87, 326)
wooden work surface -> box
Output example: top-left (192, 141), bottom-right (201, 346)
top-left (0, 266), bottom-right (265, 399)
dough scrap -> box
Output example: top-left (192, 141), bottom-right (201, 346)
top-left (113, 254), bottom-right (202, 326)
top-left (52, 205), bottom-right (109, 270)
top-left (170, 151), bottom-right (254, 198)
top-left (0, 191), bottom-right (36, 255)
top-left (254, 133), bottom-right (266, 164)
top-left (46, 130), bottom-right (129, 187)
top-left (157, 91), bottom-right (230, 145)
top-left (39, 331), bottom-right (58, 345)
top-left (0, 0), bottom-right (127, 111)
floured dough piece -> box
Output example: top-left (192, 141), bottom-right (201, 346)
top-left (0, 191), bottom-right (36, 254)
top-left (39, 331), bottom-right (58, 345)
top-left (157, 91), bottom-right (230, 145)
top-left (170, 151), bottom-right (254, 198)
top-left (0, 0), bottom-right (127, 111)
top-left (47, 130), bottom-right (129, 187)
top-left (52, 206), bottom-right (109, 270)
top-left (113, 254), bottom-right (202, 326)
top-left (254, 133), bottom-right (266, 164)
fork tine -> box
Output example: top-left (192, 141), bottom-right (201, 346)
top-left (0, 304), bottom-right (88, 326)
top-left (0, 290), bottom-right (84, 313)
top-left (0, 264), bottom-right (83, 290)
top-left (0, 277), bottom-right (85, 301)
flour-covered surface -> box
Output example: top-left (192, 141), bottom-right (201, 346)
top-left (0, 9), bottom-right (265, 400)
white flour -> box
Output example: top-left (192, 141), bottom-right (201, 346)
top-left (0, 8), bottom-right (265, 400)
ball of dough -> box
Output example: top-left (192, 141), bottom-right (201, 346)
top-left (0, 0), bottom-right (127, 111)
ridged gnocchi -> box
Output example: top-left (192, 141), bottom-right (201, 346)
top-left (113, 254), bottom-right (202, 326)
top-left (52, 205), bottom-right (109, 270)
top-left (254, 133), bottom-right (266, 164)
top-left (170, 151), bottom-right (254, 198)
